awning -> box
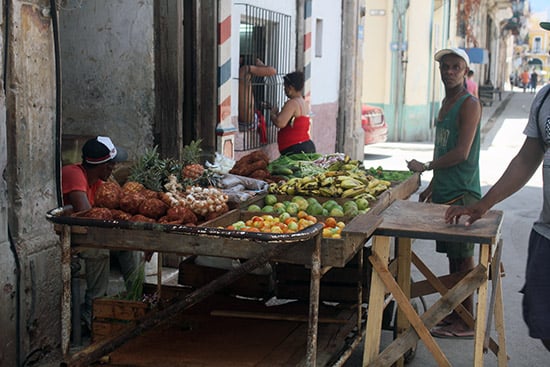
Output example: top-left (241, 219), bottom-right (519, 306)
top-left (464, 48), bottom-right (489, 64)
top-left (528, 59), bottom-right (542, 65)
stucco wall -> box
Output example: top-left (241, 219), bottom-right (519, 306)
top-left (59, 0), bottom-right (155, 159)
top-left (3, 1), bottom-right (60, 364)
top-left (309, 1), bottom-right (341, 154)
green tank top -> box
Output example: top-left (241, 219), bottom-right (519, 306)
top-left (431, 94), bottom-right (481, 204)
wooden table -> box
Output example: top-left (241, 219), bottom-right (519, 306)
top-left (363, 200), bottom-right (507, 367)
top-left (50, 210), bottom-right (383, 367)
top-left (49, 173), bottom-right (421, 366)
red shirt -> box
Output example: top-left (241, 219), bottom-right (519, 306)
top-left (62, 164), bottom-right (102, 206)
top-left (277, 115), bottom-right (311, 152)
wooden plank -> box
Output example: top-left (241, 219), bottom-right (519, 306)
top-left (367, 264), bottom-right (487, 367)
top-left (70, 226), bottom-right (361, 267)
top-left (341, 213), bottom-right (383, 237)
top-left (494, 275), bottom-right (509, 366)
top-left (374, 200), bottom-right (503, 244)
top-left (474, 244), bottom-right (491, 367)
top-left (410, 270), bottom-right (470, 298)
top-left (411, 252), bottom-right (504, 357)
top-left (370, 253), bottom-right (451, 367)
top-left (485, 239), bottom-right (503, 351)
top-left (362, 235), bottom-right (391, 365)
top-left (210, 309), bottom-right (349, 324)
top-left (395, 238), bottom-right (412, 367)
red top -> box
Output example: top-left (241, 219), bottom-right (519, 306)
top-left (62, 164), bottom-right (102, 206)
top-left (277, 115), bottom-right (311, 152)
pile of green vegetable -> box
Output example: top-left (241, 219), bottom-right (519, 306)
top-left (366, 166), bottom-right (414, 181)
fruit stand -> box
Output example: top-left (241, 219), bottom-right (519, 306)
top-left (48, 169), bottom-right (420, 367)
top-left (49, 146), bottom-right (423, 366)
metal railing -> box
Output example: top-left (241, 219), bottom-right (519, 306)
top-left (235, 4), bottom-right (292, 151)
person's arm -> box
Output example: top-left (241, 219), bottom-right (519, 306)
top-left (446, 137), bottom-right (544, 225)
top-left (270, 99), bottom-right (298, 128)
top-left (247, 58), bottom-right (276, 77)
top-left (67, 190), bottom-right (92, 212)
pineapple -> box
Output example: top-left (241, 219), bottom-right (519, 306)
top-left (128, 146), bottom-right (181, 192)
top-left (181, 139), bottom-right (205, 180)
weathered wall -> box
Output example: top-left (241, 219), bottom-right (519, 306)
top-left (59, 0), bottom-right (155, 159)
top-left (3, 1), bottom-right (59, 365)
top-left (0, 1), bottom-right (18, 365)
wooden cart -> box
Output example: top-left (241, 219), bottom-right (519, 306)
top-left (47, 173), bottom-right (420, 367)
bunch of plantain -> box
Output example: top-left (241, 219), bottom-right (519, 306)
top-left (268, 168), bottom-right (391, 199)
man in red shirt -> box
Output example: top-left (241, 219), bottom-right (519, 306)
top-left (62, 136), bottom-right (141, 334)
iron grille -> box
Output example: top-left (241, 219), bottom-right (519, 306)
top-left (235, 4), bottom-right (292, 151)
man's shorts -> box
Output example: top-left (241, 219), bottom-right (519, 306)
top-left (522, 229), bottom-right (550, 339)
top-left (435, 192), bottom-right (478, 259)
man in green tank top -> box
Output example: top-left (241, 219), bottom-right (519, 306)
top-left (407, 47), bottom-right (482, 338)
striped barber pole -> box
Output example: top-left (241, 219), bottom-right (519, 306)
top-left (216, 0), bottom-right (236, 158)
top-left (303, 0), bottom-right (312, 108)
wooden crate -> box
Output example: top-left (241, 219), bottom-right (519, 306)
top-left (92, 298), bottom-right (149, 342)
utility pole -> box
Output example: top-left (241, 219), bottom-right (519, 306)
top-left (337, 0), bottom-right (366, 160)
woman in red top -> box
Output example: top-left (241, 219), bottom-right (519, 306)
top-left (270, 71), bottom-right (316, 155)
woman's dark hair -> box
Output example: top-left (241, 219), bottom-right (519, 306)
top-left (284, 71), bottom-right (305, 91)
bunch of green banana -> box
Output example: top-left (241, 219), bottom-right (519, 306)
top-left (268, 168), bottom-right (392, 199)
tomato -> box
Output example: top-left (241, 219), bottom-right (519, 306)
top-left (325, 217), bottom-right (337, 228)
top-left (297, 210), bottom-right (308, 219)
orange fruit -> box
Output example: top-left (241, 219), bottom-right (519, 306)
top-left (325, 217), bottom-right (337, 228)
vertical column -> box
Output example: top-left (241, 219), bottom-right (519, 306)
top-left (216, 0), bottom-right (236, 159)
top-left (303, 0), bottom-right (312, 110)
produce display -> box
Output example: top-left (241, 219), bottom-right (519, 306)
top-left (222, 213), bottom-right (346, 238)
top-left (68, 143), bottom-right (412, 233)
top-left (73, 140), bottom-right (229, 224)
top-left (247, 194), bottom-right (369, 218)
top-left (366, 166), bottom-right (415, 181)
top-left (267, 154), bottom-right (392, 200)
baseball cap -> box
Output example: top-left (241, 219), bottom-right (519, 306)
top-left (541, 22), bottom-right (550, 31)
top-left (82, 136), bottom-right (128, 164)
top-left (434, 47), bottom-right (470, 68)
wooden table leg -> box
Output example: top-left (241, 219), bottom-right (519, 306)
top-left (363, 235), bottom-right (391, 366)
top-left (368, 264), bottom-right (487, 367)
top-left (306, 232), bottom-right (322, 367)
top-left (474, 243), bottom-right (491, 366)
top-left (395, 237), bottom-right (412, 367)
top-left (357, 246), bottom-right (364, 332)
top-left (411, 252), bottom-right (505, 358)
top-left (370, 253), bottom-right (451, 367)
top-left (494, 270), bottom-right (508, 366)
top-left (61, 225), bottom-right (72, 356)
top-left (485, 239), bottom-right (503, 351)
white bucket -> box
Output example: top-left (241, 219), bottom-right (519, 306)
top-left (145, 252), bottom-right (158, 276)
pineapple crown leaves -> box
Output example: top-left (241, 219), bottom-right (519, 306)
top-left (129, 146), bottom-right (182, 192)
top-left (181, 139), bottom-right (203, 165)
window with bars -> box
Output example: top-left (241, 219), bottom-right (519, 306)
top-left (235, 4), bottom-right (292, 151)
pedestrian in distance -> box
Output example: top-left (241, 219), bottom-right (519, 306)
top-left (445, 21), bottom-right (550, 353)
top-left (521, 69), bottom-right (530, 93)
top-left (530, 71), bottom-right (538, 94)
top-left (407, 47), bottom-right (482, 339)
top-left (465, 70), bottom-right (479, 98)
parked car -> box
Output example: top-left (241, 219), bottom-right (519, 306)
top-left (362, 104), bottom-right (388, 145)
